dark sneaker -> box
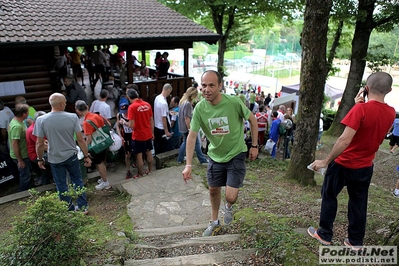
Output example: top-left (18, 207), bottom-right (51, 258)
top-left (126, 171), bottom-right (132, 179)
top-left (307, 226), bottom-right (331, 245)
top-left (203, 221), bottom-right (221, 236)
top-left (74, 206), bottom-right (89, 215)
top-left (223, 206), bottom-right (233, 225)
top-left (344, 238), bottom-right (363, 251)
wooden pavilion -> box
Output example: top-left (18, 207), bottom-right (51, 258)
top-left (0, 0), bottom-right (220, 110)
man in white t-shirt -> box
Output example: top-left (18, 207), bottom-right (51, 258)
top-left (0, 100), bottom-right (15, 147)
top-left (89, 89), bottom-right (112, 126)
top-left (153, 83), bottom-right (173, 154)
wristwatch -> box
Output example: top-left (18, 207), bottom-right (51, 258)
top-left (251, 145), bottom-right (258, 148)
top-left (37, 158), bottom-right (44, 162)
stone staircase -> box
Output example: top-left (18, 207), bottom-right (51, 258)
top-left (116, 166), bottom-right (262, 265)
top-left (124, 225), bottom-right (258, 266)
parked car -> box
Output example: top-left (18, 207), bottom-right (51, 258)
top-left (204, 54), bottom-right (218, 67)
top-left (285, 53), bottom-right (301, 62)
top-left (242, 55), bottom-right (263, 65)
top-left (224, 59), bottom-right (234, 66)
top-left (233, 59), bottom-right (248, 67)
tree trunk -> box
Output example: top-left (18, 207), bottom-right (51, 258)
top-left (327, 0), bottom-right (375, 136)
top-left (210, 5), bottom-right (235, 78)
top-left (286, 0), bottom-right (332, 186)
top-left (327, 20), bottom-right (343, 75)
top-left (218, 36), bottom-right (227, 77)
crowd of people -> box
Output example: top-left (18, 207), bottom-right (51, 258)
top-left (0, 69), bottom-right (398, 240)
top-left (52, 46), bottom-right (171, 96)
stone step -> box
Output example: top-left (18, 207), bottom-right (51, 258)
top-left (135, 224), bottom-right (209, 238)
top-left (124, 248), bottom-right (258, 266)
top-left (135, 234), bottom-right (241, 249)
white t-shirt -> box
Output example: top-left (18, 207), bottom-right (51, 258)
top-left (0, 106), bottom-right (14, 129)
top-left (277, 111), bottom-right (285, 122)
top-left (154, 94), bottom-right (170, 129)
top-left (89, 100), bottom-right (111, 119)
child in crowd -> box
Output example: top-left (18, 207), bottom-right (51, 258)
top-left (394, 166), bottom-right (399, 198)
top-left (317, 114), bottom-right (323, 150)
top-left (116, 98), bottom-right (133, 179)
top-left (255, 105), bottom-right (268, 148)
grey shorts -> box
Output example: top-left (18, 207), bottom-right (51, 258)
top-left (207, 152), bottom-right (246, 189)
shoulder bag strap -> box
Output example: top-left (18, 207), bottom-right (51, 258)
top-left (86, 119), bottom-right (99, 130)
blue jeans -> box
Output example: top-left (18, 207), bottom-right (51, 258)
top-left (14, 157), bottom-right (31, 192)
top-left (178, 132), bottom-right (208, 164)
top-left (50, 154), bottom-right (88, 210)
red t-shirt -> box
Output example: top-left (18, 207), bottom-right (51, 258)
top-left (83, 112), bottom-right (105, 136)
top-left (26, 123), bottom-right (37, 161)
top-left (335, 101), bottom-right (395, 168)
top-left (127, 99), bottom-right (153, 141)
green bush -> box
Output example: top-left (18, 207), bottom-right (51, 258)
top-left (0, 190), bottom-right (93, 266)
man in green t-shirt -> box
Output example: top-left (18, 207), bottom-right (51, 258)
top-left (8, 103), bottom-right (31, 191)
top-left (182, 70), bottom-right (258, 237)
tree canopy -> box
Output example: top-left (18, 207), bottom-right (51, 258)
top-left (159, 0), bottom-right (300, 76)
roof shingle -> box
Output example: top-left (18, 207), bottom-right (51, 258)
top-left (0, 0), bottom-right (219, 47)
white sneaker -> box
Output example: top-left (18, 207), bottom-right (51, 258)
top-left (95, 181), bottom-right (111, 190)
top-left (393, 189), bottom-right (399, 198)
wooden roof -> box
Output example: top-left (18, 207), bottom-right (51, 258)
top-left (0, 0), bottom-right (220, 49)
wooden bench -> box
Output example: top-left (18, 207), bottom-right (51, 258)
top-left (155, 149), bottom-right (179, 169)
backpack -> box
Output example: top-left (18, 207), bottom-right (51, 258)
top-left (279, 120), bottom-right (293, 135)
top-left (279, 123), bottom-right (286, 135)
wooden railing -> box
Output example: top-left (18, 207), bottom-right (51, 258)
top-left (133, 76), bottom-right (195, 106)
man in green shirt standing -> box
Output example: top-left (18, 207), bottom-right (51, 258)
top-left (8, 103), bottom-right (31, 191)
top-left (182, 70), bottom-right (259, 237)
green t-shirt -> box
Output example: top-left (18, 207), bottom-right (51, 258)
top-left (191, 94), bottom-right (251, 163)
top-left (8, 119), bottom-right (28, 159)
top-left (238, 94), bottom-right (246, 104)
top-left (249, 93), bottom-right (256, 104)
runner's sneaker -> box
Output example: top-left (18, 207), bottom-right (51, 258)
top-left (95, 181), bottom-right (111, 190)
top-left (224, 205), bottom-right (233, 225)
top-left (343, 238), bottom-right (363, 251)
top-left (307, 226), bottom-right (331, 245)
top-left (97, 178), bottom-right (102, 184)
top-left (126, 170), bottom-right (132, 179)
top-left (393, 189), bottom-right (399, 198)
top-left (203, 220), bottom-right (221, 236)
top-left (74, 206), bottom-right (89, 215)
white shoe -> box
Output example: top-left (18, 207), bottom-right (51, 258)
top-left (95, 181), bottom-right (111, 190)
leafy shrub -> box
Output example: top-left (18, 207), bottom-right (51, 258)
top-left (0, 190), bottom-right (93, 266)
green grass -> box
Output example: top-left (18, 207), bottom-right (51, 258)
top-left (161, 140), bottom-right (399, 264)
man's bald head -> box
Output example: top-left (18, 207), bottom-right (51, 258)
top-left (49, 93), bottom-right (66, 107)
top-left (163, 83), bottom-right (172, 92)
top-left (366, 72), bottom-right (392, 95)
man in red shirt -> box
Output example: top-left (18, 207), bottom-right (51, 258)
top-left (308, 72), bottom-right (396, 249)
top-left (26, 111), bottom-right (51, 186)
top-left (126, 89), bottom-right (154, 178)
top-left (75, 100), bottom-right (110, 191)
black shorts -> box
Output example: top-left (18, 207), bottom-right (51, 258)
top-left (91, 149), bottom-right (107, 165)
top-left (123, 133), bottom-right (132, 154)
top-left (72, 64), bottom-right (82, 75)
top-left (389, 135), bottom-right (399, 147)
top-left (132, 139), bottom-right (153, 154)
top-left (207, 152), bottom-right (246, 189)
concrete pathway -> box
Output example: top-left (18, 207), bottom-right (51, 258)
top-left (121, 166), bottom-right (215, 231)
